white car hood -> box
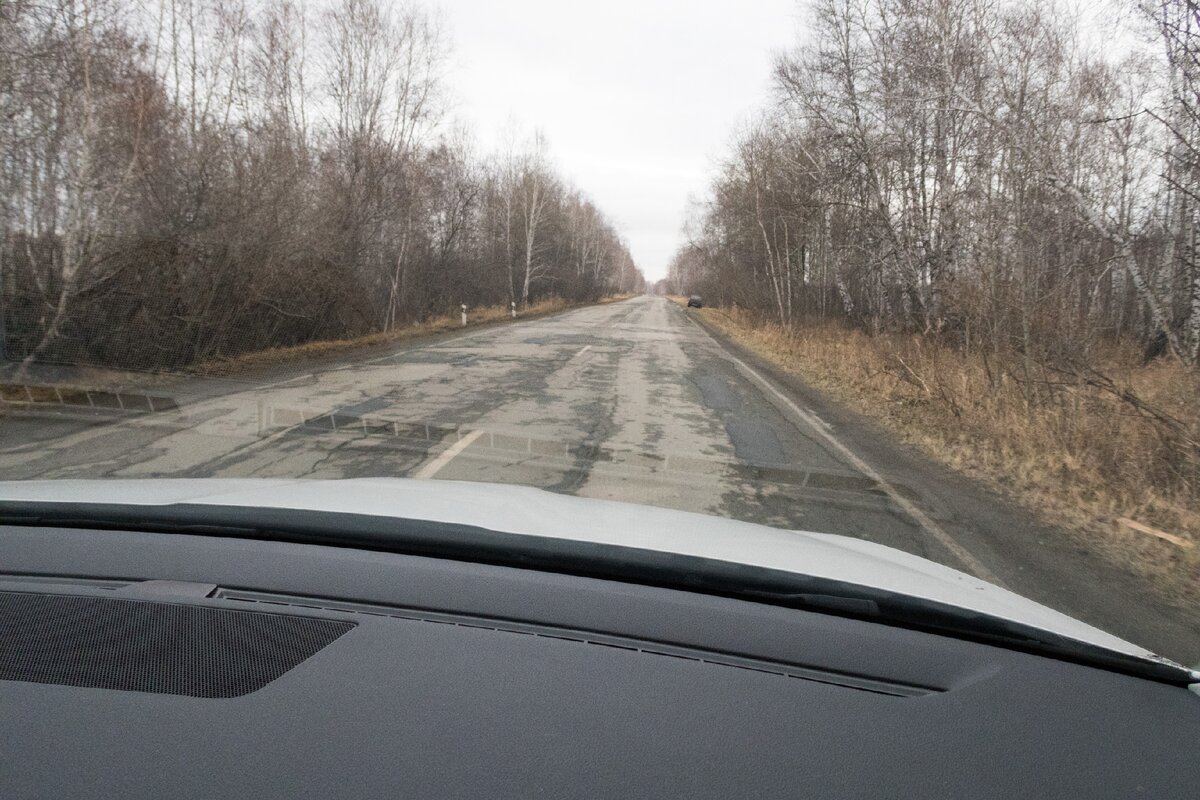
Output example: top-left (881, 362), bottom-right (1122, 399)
top-left (0, 477), bottom-right (1159, 661)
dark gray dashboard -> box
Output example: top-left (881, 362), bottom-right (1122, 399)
top-left (0, 523), bottom-right (1197, 799)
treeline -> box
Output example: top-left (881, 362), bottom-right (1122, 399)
top-left (0, 0), bottom-right (643, 371)
top-left (671, 0), bottom-right (1200, 367)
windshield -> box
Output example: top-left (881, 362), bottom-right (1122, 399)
top-left (0, 0), bottom-right (1197, 670)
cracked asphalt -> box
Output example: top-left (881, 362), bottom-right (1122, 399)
top-left (2, 295), bottom-right (1197, 663)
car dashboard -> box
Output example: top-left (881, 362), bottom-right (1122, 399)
top-left (0, 520), bottom-right (1197, 798)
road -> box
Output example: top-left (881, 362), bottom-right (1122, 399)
top-left (2, 295), bottom-right (1197, 663)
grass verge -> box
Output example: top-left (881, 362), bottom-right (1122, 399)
top-left (675, 299), bottom-right (1200, 606)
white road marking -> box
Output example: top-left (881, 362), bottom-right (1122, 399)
top-left (413, 428), bottom-right (486, 479)
top-left (807, 411), bottom-right (833, 432)
top-left (250, 373), bottom-right (316, 391)
top-left (682, 309), bottom-right (1003, 586)
top-left (573, 345), bottom-right (592, 358)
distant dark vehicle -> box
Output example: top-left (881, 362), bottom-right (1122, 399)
top-left (687, 295), bottom-right (704, 308)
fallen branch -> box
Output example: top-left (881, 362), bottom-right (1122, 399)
top-left (1117, 517), bottom-right (1195, 550)
top-left (888, 353), bottom-right (931, 395)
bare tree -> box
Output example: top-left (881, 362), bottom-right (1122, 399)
top-left (679, 0), bottom-right (1198, 366)
top-left (0, 0), bottom-right (641, 371)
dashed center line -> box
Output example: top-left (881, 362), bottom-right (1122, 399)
top-left (413, 429), bottom-right (486, 479)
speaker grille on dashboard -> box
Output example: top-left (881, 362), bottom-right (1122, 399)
top-left (0, 591), bottom-right (354, 698)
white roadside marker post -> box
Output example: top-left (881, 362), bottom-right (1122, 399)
top-left (461, 304), bottom-right (468, 327)
top-left (511, 301), bottom-right (517, 319)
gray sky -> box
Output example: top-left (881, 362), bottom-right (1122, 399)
top-left (440, 0), bottom-right (799, 281)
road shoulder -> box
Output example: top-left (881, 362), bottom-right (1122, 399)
top-left (676, 303), bottom-right (1200, 665)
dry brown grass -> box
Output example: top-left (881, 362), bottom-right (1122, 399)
top-left (193, 295), bottom-right (614, 375)
top-left (693, 305), bottom-right (1200, 603)
top-left (0, 365), bottom-right (185, 406)
top-left (0, 385), bottom-right (81, 403)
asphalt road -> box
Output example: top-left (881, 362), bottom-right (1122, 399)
top-left (2, 295), bottom-right (1197, 663)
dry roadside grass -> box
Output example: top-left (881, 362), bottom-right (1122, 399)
top-left (0, 385), bottom-right (88, 403)
top-left (194, 295), bottom-right (615, 375)
top-left (0, 364), bottom-right (187, 407)
top-left (680, 301), bottom-right (1200, 605)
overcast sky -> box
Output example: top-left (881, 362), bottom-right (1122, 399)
top-left (439, 0), bottom-right (799, 281)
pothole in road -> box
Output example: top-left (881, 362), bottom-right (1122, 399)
top-left (524, 334), bottom-right (595, 346)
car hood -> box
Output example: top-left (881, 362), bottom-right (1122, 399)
top-left (0, 477), bottom-right (1161, 662)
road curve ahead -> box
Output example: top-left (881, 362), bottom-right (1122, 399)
top-left (2, 295), bottom-right (1196, 662)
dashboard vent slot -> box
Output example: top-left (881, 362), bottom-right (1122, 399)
top-left (218, 589), bottom-right (940, 697)
top-left (0, 591), bottom-right (353, 698)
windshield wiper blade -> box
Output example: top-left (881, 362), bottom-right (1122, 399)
top-left (0, 499), bottom-right (1194, 686)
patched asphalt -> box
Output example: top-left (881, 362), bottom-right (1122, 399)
top-left (2, 295), bottom-right (1196, 663)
